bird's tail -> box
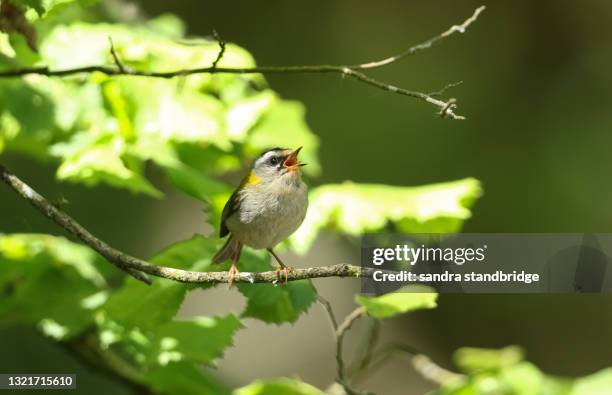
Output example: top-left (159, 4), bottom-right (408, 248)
top-left (212, 236), bottom-right (242, 264)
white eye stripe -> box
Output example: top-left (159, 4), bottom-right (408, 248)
top-left (255, 150), bottom-right (284, 167)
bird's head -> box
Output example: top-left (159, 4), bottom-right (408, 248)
top-left (248, 147), bottom-right (306, 184)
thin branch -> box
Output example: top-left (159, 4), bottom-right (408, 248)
top-left (412, 354), bottom-right (465, 386)
top-left (356, 342), bottom-right (465, 387)
top-left (428, 81), bottom-right (463, 97)
top-left (336, 306), bottom-right (366, 391)
top-left (336, 307), bottom-right (366, 339)
top-left (317, 295), bottom-right (339, 332)
top-left (0, 163), bottom-right (379, 285)
top-left (0, 6), bottom-right (486, 119)
top-left (317, 296), bottom-right (368, 395)
top-left (353, 6), bottom-right (485, 69)
top-left (0, 64), bottom-right (464, 119)
top-left (107, 37), bottom-right (129, 73)
top-left (211, 29), bottom-right (226, 69)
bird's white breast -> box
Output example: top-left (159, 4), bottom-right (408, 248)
top-left (226, 174), bottom-right (308, 249)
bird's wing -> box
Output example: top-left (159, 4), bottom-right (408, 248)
top-left (220, 169), bottom-right (261, 237)
top-left (219, 182), bottom-right (245, 238)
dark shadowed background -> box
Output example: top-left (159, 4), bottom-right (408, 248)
top-left (2, 1), bottom-right (612, 394)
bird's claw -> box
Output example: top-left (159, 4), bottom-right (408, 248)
top-left (275, 266), bottom-right (292, 285)
top-left (227, 264), bottom-right (240, 289)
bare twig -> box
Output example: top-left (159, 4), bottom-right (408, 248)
top-left (317, 295), bottom-right (339, 332)
top-left (0, 6), bottom-right (486, 119)
top-left (211, 29), bottom-right (226, 69)
top-left (336, 307), bottom-right (366, 339)
top-left (107, 37), bottom-right (129, 73)
top-left (428, 81), bottom-right (463, 97)
top-left (412, 354), bottom-right (465, 386)
top-left (355, 342), bottom-right (465, 387)
top-left (335, 307), bottom-right (366, 393)
top-left (354, 6), bottom-right (485, 69)
top-left (317, 296), bottom-right (368, 395)
top-left (0, 163), bottom-right (380, 285)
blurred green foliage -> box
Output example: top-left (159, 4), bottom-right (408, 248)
top-left (234, 378), bottom-right (326, 395)
top-left (432, 346), bottom-right (612, 395)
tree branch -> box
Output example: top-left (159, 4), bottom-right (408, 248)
top-left (354, 342), bottom-right (465, 387)
top-left (210, 29), bottom-right (226, 69)
top-left (336, 306), bottom-right (367, 384)
top-left (0, 6), bottom-right (485, 119)
top-left (317, 295), bottom-right (368, 395)
top-left (108, 36), bottom-right (133, 74)
top-left (353, 6), bottom-right (485, 70)
top-left (0, 163), bottom-right (379, 285)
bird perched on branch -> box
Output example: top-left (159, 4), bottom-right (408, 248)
top-left (212, 147), bottom-right (308, 286)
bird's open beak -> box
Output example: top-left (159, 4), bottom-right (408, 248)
top-left (283, 146), bottom-right (306, 171)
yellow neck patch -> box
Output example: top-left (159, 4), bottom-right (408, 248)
top-left (246, 170), bottom-right (261, 186)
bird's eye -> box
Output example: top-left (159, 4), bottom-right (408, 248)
top-left (269, 156), bottom-right (280, 166)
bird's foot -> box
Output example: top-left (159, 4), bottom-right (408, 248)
top-left (275, 265), bottom-right (292, 285)
top-left (227, 263), bottom-right (240, 289)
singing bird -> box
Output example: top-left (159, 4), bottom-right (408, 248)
top-left (212, 147), bottom-right (308, 286)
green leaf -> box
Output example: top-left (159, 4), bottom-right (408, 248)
top-left (0, 234), bottom-right (106, 338)
top-left (50, 130), bottom-right (163, 197)
top-left (234, 378), bottom-right (325, 395)
top-left (102, 278), bottom-right (187, 333)
top-left (4, 19), bottom-right (322, 200)
top-left (103, 235), bottom-right (221, 331)
top-left (499, 362), bottom-right (544, 395)
top-left (145, 361), bottom-right (230, 395)
top-left (149, 315), bottom-right (242, 367)
top-left (356, 285), bottom-right (437, 319)
top-left (145, 14), bottom-right (185, 39)
top-left (248, 101), bottom-right (321, 176)
top-left (454, 346), bottom-right (524, 374)
top-left (165, 163), bottom-right (231, 203)
top-left (237, 251), bottom-right (317, 324)
top-left (225, 90), bottom-right (276, 141)
top-left (0, 80), bottom-right (56, 159)
top-left (289, 178), bottom-right (482, 254)
top-left (571, 368), bottom-right (612, 395)
top-left (119, 78), bottom-right (229, 149)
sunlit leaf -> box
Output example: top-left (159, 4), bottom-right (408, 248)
top-left (454, 346), bottom-right (524, 374)
top-left (356, 285), bottom-right (437, 319)
top-left (499, 362), bottom-right (544, 395)
top-left (571, 368), bottom-right (612, 395)
top-left (234, 378), bottom-right (325, 395)
top-left (226, 90), bottom-right (276, 141)
top-left (52, 132), bottom-right (163, 197)
top-left (290, 178), bottom-right (482, 254)
top-left (149, 315), bottom-right (242, 366)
